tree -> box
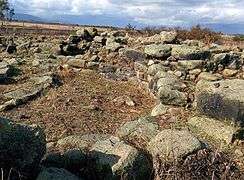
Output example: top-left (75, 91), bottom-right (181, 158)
top-left (0, 0), bottom-right (9, 19)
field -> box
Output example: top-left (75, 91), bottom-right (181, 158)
top-left (0, 21), bottom-right (244, 180)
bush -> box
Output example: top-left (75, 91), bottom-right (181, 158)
top-left (176, 25), bottom-right (222, 44)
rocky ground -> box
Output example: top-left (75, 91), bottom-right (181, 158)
top-left (0, 27), bottom-right (244, 180)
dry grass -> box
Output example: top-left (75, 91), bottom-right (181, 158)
top-left (0, 70), bottom-right (155, 142)
top-left (153, 149), bottom-right (243, 180)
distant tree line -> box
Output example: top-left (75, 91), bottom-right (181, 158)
top-left (0, 0), bottom-right (15, 21)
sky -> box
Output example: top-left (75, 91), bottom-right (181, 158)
top-left (9, 0), bottom-right (244, 33)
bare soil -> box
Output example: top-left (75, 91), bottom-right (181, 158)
top-left (0, 70), bottom-right (155, 142)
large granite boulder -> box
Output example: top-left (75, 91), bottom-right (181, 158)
top-left (195, 79), bottom-right (244, 126)
top-left (188, 116), bottom-right (243, 144)
top-left (147, 129), bottom-right (202, 161)
top-left (171, 45), bottom-right (210, 60)
top-left (90, 136), bottom-right (151, 180)
top-left (144, 44), bottom-right (171, 58)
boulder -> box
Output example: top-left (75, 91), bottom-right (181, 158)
top-left (42, 149), bottom-right (86, 171)
top-left (90, 136), bottom-right (151, 180)
top-left (76, 29), bottom-right (93, 41)
top-left (155, 73), bottom-right (187, 106)
top-left (188, 116), bottom-right (243, 144)
top-left (171, 45), bottom-right (210, 60)
top-left (119, 48), bottom-right (146, 62)
top-left (0, 117), bottom-right (46, 176)
top-left (160, 31), bottom-right (177, 44)
top-left (0, 61), bottom-right (11, 81)
top-left (57, 134), bottom-right (111, 151)
top-left (116, 116), bottom-right (159, 142)
top-left (177, 60), bottom-right (204, 70)
top-left (157, 86), bottom-right (188, 106)
top-left (147, 64), bottom-right (167, 76)
top-left (37, 168), bottom-right (80, 180)
top-left (195, 79), bottom-right (244, 126)
top-left (197, 72), bottom-right (222, 81)
top-left (147, 129), bottom-right (202, 161)
top-left (222, 69), bottom-right (238, 77)
top-left (0, 75), bottom-right (54, 111)
top-left (151, 103), bottom-right (168, 116)
top-left (212, 53), bottom-right (241, 69)
top-left (144, 44), bottom-right (171, 58)
top-left (106, 37), bottom-right (123, 52)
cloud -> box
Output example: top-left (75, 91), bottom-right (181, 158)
top-left (9, 0), bottom-right (244, 26)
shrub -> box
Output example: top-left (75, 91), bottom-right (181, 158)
top-left (176, 25), bottom-right (222, 44)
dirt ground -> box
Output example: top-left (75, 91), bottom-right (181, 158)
top-left (0, 70), bottom-right (155, 142)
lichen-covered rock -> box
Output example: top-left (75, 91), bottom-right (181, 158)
top-left (147, 129), bottom-right (202, 161)
top-left (57, 134), bottom-right (111, 151)
top-left (119, 48), bottom-right (146, 62)
top-left (171, 45), bottom-right (210, 60)
top-left (151, 103), bottom-right (168, 116)
top-left (155, 73), bottom-right (187, 106)
top-left (0, 117), bottom-right (46, 176)
top-left (160, 31), bottom-right (177, 43)
top-left (116, 116), bottom-right (159, 142)
top-left (177, 60), bottom-right (204, 70)
top-left (106, 37), bottom-right (123, 52)
top-left (37, 168), bottom-right (81, 180)
top-left (197, 72), bottom-right (222, 81)
top-left (90, 136), bottom-right (151, 180)
top-left (195, 79), bottom-right (244, 126)
top-left (188, 116), bottom-right (243, 144)
top-left (0, 61), bottom-right (11, 81)
top-left (145, 44), bottom-right (171, 58)
top-left (0, 75), bottom-right (54, 111)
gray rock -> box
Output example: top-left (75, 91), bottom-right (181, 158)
top-left (177, 60), bottom-right (204, 70)
top-left (94, 36), bottom-right (106, 44)
top-left (0, 61), bottom-right (11, 81)
top-left (160, 31), bottom-right (177, 43)
top-left (0, 75), bottom-right (54, 111)
top-left (147, 64), bottom-right (167, 76)
top-left (195, 79), bottom-right (244, 126)
top-left (145, 44), bottom-right (172, 58)
top-left (119, 48), bottom-right (146, 62)
top-left (116, 116), bottom-right (159, 142)
top-left (155, 73), bottom-right (187, 106)
top-left (67, 59), bottom-right (86, 68)
top-left (106, 37), bottom-right (123, 52)
top-left (90, 136), bottom-right (151, 180)
top-left (188, 116), bottom-right (243, 144)
top-left (57, 134), bottom-right (111, 150)
top-left (151, 103), bottom-right (168, 116)
top-left (157, 86), bottom-right (188, 106)
top-left (0, 117), bottom-right (46, 175)
top-left (42, 149), bottom-right (86, 170)
top-left (197, 72), bottom-right (222, 81)
top-left (37, 168), bottom-right (80, 180)
top-left (147, 129), bottom-right (202, 161)
top-left (171, 45), bottom-right (210, 60)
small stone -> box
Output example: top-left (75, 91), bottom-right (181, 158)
top-left (222, 69), bottom-right (238, 77)
top-left (151, 103), bottom-right (168, 116)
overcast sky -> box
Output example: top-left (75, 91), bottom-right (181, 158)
top-left (9, 0), bottom-right (244, 31)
